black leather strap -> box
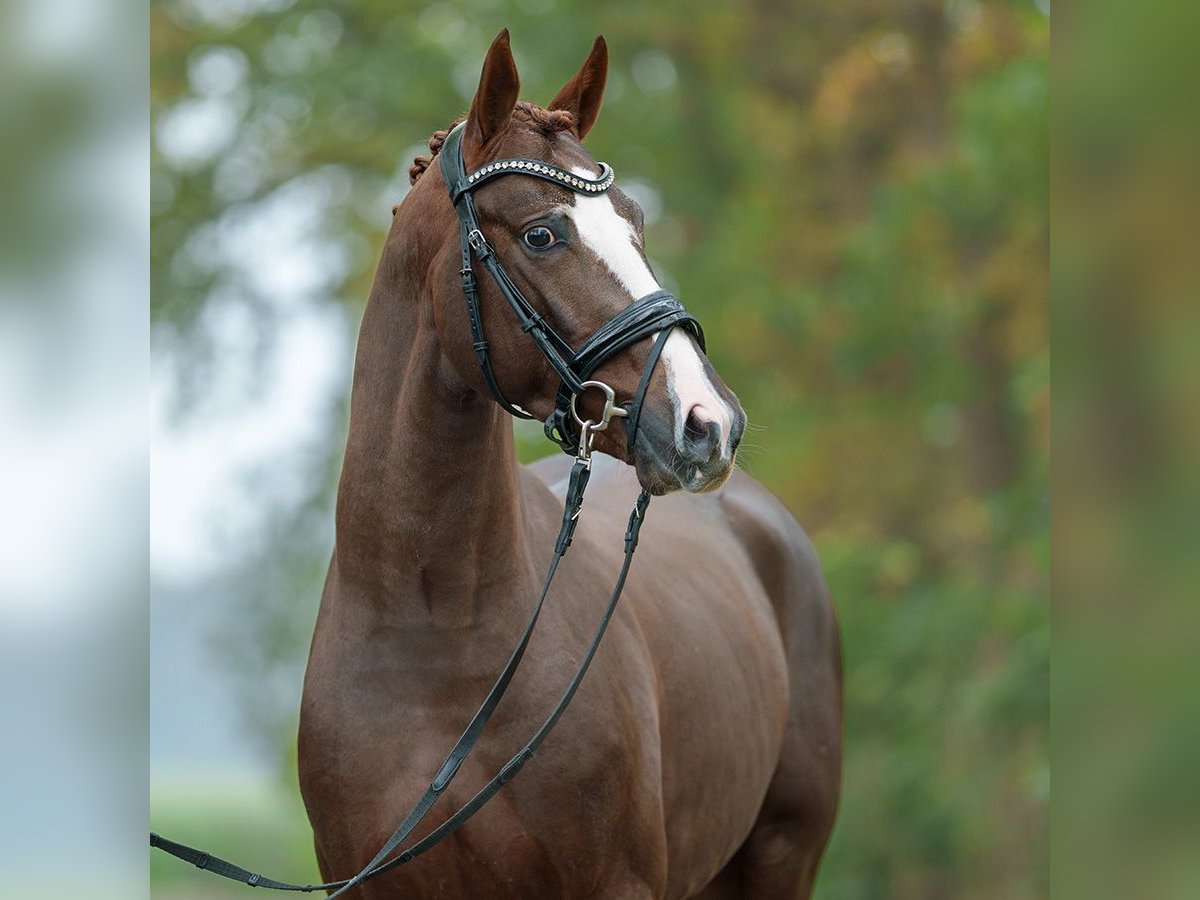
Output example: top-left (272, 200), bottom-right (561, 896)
top-left (323, 460), bottom-right (596, 898)
top-left (457, 216), bottom-right (535, 420)
top-left (150, 465), bottom-right (653, 895)
top-left (330, 491), bottom-right (651, 896)
top-left (568, 290), bottom-right (704, 379)
top-left (624, 327), bottom-right (674, 457)
top-left (150, 831), bottom-right (326, 891)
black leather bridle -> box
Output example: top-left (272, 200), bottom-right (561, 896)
top-left (438, 121), bottom-right (705, 459)
top-left (150, 121), bottom-right (708, 895)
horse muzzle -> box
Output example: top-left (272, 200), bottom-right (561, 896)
top-left (631, 401), bottom-right (745, 495)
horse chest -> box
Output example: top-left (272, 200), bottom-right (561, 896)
top-left (300, 606), bottom-right (665, 895)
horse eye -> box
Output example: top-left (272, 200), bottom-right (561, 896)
top-left (523, 226), bottom-right (556, 250)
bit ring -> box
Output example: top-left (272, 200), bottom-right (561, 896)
top-left (570, 380), bottom-right (628, 432)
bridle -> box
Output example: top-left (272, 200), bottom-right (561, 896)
top-left (439, 121), bottom-right (705, 459)
top-left (150, 121), bottom-right (708, 895)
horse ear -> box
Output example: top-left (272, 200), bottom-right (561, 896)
top-left (548, 35), bottom-right (608, 140)
top-left (465, 29), bottom-right (521, 158)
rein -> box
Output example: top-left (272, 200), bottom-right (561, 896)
top-left (150, 121), bottom-right (705, 894)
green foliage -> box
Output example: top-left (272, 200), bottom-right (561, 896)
top-left (152, 0), bottom-right (1048, 895)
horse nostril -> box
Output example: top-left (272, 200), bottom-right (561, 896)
top-left (683, 407), bottom-right (722, 462)
top-left (684, 408), bottom-right (708, 444)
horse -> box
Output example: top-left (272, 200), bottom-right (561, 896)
top-left (298, 30), bottom-right (842, 899)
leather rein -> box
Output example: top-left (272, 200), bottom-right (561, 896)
top-left (151, 121), bottom-right (706, 895)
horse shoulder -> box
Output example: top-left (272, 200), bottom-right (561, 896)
top-left (717, 470), bottom-right (840, 668)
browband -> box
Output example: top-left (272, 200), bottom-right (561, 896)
top-left (451, 157), bottom-right (615, 203)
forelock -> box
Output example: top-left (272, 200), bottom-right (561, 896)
top-left (407, 102), bottom-right (578, 186)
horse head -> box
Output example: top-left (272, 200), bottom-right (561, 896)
top-left (401, 30), bottom-right (745, 494)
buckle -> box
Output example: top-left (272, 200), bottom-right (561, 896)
top-left (467, 228), bottom-right (491, 257)
top-left (576, 421), bottom-right (597, 463)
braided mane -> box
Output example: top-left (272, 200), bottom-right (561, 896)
top-left (408, 101), bottom-right (578, 185)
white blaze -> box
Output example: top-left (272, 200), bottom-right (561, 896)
top-left (564, 168), bottom-right (733, 456)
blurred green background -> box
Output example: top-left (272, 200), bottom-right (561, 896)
top-left (150, 0), bottom-right (1048, 897)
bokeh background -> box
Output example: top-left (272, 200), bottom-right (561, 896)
top-left (150, 1), bottom-right (1049, 897)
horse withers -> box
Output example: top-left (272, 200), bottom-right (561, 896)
top-left (299, 30), bottom-right (842, 899)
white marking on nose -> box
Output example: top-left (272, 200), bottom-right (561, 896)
top-left (565, 167), bottom-right (733, 456)
top-left (661, 331), bottom-right (731, 456)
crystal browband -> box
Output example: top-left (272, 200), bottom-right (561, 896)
top-left (454, 157), bottom-right (616, 200)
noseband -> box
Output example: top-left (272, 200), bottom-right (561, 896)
top-left (439, 121), bottom-right (705, 459)
top-left (150, 120), bottom-right (711, 895)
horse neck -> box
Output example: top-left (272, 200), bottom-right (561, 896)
top-left (333, 235), bottom-right (533, 622)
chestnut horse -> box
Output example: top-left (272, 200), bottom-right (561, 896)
top-left (298, 31), bottom-right (842, 899)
